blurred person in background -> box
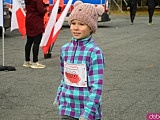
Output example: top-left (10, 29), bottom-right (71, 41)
top-left (146, 0), bottom-right (160, 25)
top-left (127, 0), bottom-right (141, 24)
top-left (23, 0), bottom-right (48, 68)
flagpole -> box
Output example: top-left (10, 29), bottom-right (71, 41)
top-left (0, 1), bottom-right (16, 71)
top-left (0, 0), bottom-right (5, 66)
top-left (2, 27), bottom-right (4, 66)
top-left (0, 27), bottom-right (16, 71)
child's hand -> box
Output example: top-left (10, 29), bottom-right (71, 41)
top-left (79, 116), bottom-right (87, 120)
top-left (53, 100), bottom-right (59, 108)
top-left (53, 100), bottom-right (59, 114)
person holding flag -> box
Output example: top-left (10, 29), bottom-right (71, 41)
top-left (43, 0), bottom-right (64, 59)
top-left (53, 1), bottom-right (105, 120)
top-left (23, 0), bottom-right (48, 68)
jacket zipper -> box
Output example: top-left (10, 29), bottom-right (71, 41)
top-left (73, 41), bottom-right (78, 63)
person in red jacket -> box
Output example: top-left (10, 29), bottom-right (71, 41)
top-left (23, 0), bottom-right (48, 68)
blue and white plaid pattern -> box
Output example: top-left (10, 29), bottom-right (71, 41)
top-left (55, 36), bottom-right (105, 120)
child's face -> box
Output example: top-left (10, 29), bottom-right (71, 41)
top-left (70, 19), bottom-right (92, 40)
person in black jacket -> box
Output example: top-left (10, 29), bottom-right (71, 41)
top-left (146, 0), bottom-right (160, 25)
top-left (127, 0), bottom-right (141, 24)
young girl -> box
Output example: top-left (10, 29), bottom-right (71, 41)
top-left (53, 1), bottom-right (105, 120)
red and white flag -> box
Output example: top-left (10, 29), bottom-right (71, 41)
top-left (40, 0), bottom-right (73, 54)
top-left (0, 0), bottom-right (3, 27)
top-left (40, 0), bottom-right (60, 54)
top-left (11, 0), bottom-right (26, 37)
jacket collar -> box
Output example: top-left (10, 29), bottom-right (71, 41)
top-left (71, 36), bottom-right (92, 46)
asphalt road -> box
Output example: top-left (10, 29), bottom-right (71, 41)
top-left (0, 14), bottom-right (160, 120)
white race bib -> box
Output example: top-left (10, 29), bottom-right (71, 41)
top-left (64, 61), bottom-right (87, 87)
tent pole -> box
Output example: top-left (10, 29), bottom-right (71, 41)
top-left (112, 0), bottom-right (124, 14)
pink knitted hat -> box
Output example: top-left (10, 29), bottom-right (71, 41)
top-left (68, 1), bottom-right (104, 33)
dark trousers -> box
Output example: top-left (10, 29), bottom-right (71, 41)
top-left (25, 33), bottom-right (42, 62)
top-left (148, 7), bottom-right (155, 23)
top-left (130, 6), bottom-right (137, 22)
top-left (60, 115), bottom-right (78, 120)
top-left (60, 115), bottom-right (101, 120)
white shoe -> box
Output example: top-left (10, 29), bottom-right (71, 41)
top-left (23, 61), bottom-right (32, 67)
top-left (30, 62), bottom-right (45, 69)
top-left (130, 21), bottom-right (134, 25)
top-left (148, 22), bottom-right (153, 25)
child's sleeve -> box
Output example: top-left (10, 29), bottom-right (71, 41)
top-left (80, 50), bottom-right (105, 119)
top-left (55, 49), bottom-right (65, 102)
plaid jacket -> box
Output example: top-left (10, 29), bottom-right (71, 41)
top-left (55, 36), bottom-right (105, 120)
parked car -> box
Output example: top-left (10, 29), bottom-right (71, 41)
top-left (0, 3), bottom-right (11, 36)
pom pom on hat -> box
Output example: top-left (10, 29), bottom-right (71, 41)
top-left (96, 5), bottom-right (105, 15)
top-left (73, 0), bottom-right (82, 7)
top-left (68, 1), bottom-right (104, 33)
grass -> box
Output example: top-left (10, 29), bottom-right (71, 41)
top-left (110, 8), bottom-right (160, 16)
